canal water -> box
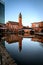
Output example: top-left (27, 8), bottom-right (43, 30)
top-left (1, 34), bottom-right (43, 65)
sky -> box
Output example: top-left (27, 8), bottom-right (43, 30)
top-left (5, 0), bottom-right (43, 27)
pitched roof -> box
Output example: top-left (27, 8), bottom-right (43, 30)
top-left (19, 13), bottom-right (22, 18)
top-left (7, 21), bottom-right (19, 25)
top-left (32, 21), bottom-right (43, 24)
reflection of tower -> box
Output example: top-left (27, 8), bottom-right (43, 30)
top-left (19, 37), bottom-right (22, 52)
top-left (0, 0), bottom-right (5, 23)
top-left (18, 13), bottom-right (22, 29)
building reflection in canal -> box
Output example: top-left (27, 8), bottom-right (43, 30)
top-left (32, 35), bottom-right (43, 43)
top-left (4, 34), bottom-right (23, 52)
top-left (2, 33), bottom-right (43, 50)
top-left (31, 35), bottom-right (43, 46)
top-left (0, 33), bottom-right (43, 65)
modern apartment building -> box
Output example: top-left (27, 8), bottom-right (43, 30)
top-left (0, 0), bottom-right (5, 23)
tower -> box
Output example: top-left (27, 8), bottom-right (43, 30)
top-left (19, 37), bottom-right (22, 52)
top-left (18, 13), bottom-right (22, 28)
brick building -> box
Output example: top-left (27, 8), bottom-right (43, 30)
top-left (32, 21), bottom-right (43, 32)
top-left (6, 21), bottom-right (19, 32)
top-left (6, 13), bottom-right (23, 32)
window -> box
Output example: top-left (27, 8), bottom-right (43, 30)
top-left (36, 24), bottom-right (39, 27)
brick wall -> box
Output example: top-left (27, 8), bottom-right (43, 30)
top-left (32, 22), bottom-right (43, 32)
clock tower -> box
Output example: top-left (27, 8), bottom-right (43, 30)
top-left (18, 13), bottom-right (22, 28)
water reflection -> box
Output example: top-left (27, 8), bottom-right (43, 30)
top-left (32, 35), bottom-right (43, 43)
top-left (0, 33), bottom-right (43, 52)
top-left (1, 33), bottom-right (43, 51)
top-left (31, 35), bottom-right (43, 47)
top-left (2, 34), bottom-right (23, 52)
top-left (0, 33), bottom-right (43, 65)
top-left (2, 33), bottom-right (43, 45)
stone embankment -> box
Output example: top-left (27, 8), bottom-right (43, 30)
top-left (0, 42), bottom-right (17, 65)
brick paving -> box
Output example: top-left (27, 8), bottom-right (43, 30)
top-left (0, 43), bottom-right (17, 65)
